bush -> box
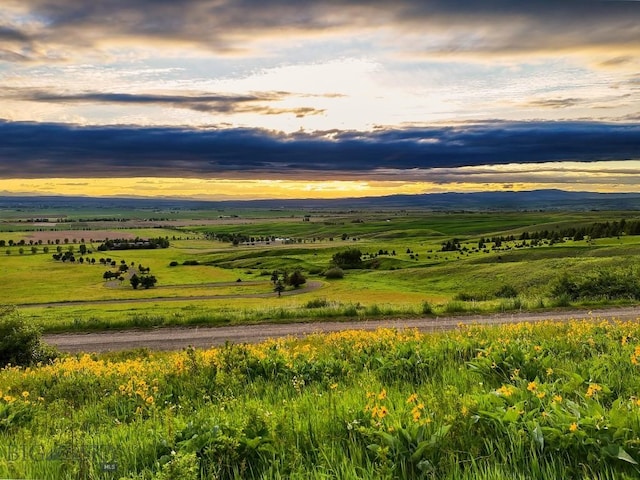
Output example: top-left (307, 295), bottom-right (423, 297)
top-left (421, 301), bottom-right (433, 315)
top-left (551, 269), bottom-right (640, 301)
top-left (0, 306), bottom-right (57, 367)
top-left (324, 267), bottom-right (344, 279)
top-left (305, 298), bottom-right (330, 309)
top-left (331, 249), bottom-right (363, 269)
top-left (495, 284), bottom-right (518, 298)
top-left (169, 261), bottom-right (179, 267)
top-left (287, 270), bottom-right (306, 288)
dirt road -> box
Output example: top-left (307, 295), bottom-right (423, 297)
top-left (44, 305), bottom-right (640, 353)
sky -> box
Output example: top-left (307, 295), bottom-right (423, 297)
top-left (0, 0), bottom-right (639, 200)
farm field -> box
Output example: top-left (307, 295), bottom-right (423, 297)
top-left (2, 209), bottom-right (640, 331)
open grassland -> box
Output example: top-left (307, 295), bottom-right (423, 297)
top-left (2, 210), bottom-right (640, 331)
top-left (2, 320), bottom-right (640, 479)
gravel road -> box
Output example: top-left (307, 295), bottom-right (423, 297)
top-left (44, 305), bottom-right (640, 353)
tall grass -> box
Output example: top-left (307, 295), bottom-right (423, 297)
top-left (2, 320), bottom-right (640, 478)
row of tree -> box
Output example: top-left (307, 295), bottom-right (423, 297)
top-left (97, 237), bottom-right (170, 251)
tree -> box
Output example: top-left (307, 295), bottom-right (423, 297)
top-left (287, 270), bottom-right (306, 288)
top-left (79, 244), bottom-right (87, 255)
top-left (274, 280), bottom-right (285, 297)
top-left (331, 249), bottom-right (363, 269)
top-left (130, 274), bottom-right (140, 289)
top-left (140, 275), bottom-right (157, 289)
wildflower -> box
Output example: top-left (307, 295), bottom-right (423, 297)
top-left (21, 391), bottom-right (29, 399)
top-left (569, 422), bottom-right (578, 432)
top-left (497, 385), bottom-right (515, 397)
top-left (378, 389), bottom-right (387, 400)
top-left (461, 405), bottom-right (469, 416)
top-left (546, 368), bottom-right (554, 376)
top-left (586, 383), bottom-right (602, 398)
top-left (146, 396), bottom-right (154, 405)
top-left (330, 383), bottom-right (338, 390)
top-left (378, 406), bottom-right (388, 419)
top-left (510, 369), bottom-right (520, 380)
top-left (537, 391), bottom-right (546, 399)
top-left (534, 345), bottom-right (542, 352)
top-left (552, 395), bottom-right (563, 404)
top-left (412, 409), bottom-right (421, 422)
top-left (406, 393), bottom-right (418, 404)
top-left (527, 381), bottom-right (538, 392)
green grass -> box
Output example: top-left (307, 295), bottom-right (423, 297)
top-left (2, 211), bottom-right (640, 332)
top-left (2, 320), bottom-right (640, 478)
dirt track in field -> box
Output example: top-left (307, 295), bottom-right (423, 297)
top-left (44, 305), bottom-right (640, 353)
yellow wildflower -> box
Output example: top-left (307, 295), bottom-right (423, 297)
top-left (497, 385), bottom-right (515, 397)
top-left (586, 383), bottom-right (602, 398)
top-left (146, 396), bottom-right (154, 405)
top-left (330, 383), bottom-right (338, 390)
top-left (21, 391), bottom-right (29, 399)
top-left (553, 394), bottom-right (563, 403)
top-left (378, 406), bottom-right (388, 419)
top-left (406, 393), bottom-right (418, 404)
top-left (546, 368), bottom-right (554, 376)
top-left (527, 381), bottom-right (537, 392)
top-left (378, 389), bottom-right (387, 400)
top-left (569, 422), bottom-right (578, 432)
top-left (537, 391), bottom-right (546, 399)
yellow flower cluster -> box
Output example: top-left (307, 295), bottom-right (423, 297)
top-left (585, 383), bottom-right (602, 398)
top-left (496, 385), bottom-right (517, 397)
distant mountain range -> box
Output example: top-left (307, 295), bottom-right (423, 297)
top-left (1, 190), bottom-right (640, 211)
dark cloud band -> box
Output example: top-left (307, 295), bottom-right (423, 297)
top-left (0, 120), bottom-right (638, 179)
top-left (2, 0), bottom-right (639, 62)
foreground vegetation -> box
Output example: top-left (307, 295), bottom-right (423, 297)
top-left (1, 316), bottom-right (640, 478)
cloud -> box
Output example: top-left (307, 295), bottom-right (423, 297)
top-left (2, 1), bottom-right (639, 62)
top-left (3, 89), bottom-right (325, 117)
top-left (0, 120), bottom-right (638, 179)
top-left (524, 98), bottom-right (585, 109)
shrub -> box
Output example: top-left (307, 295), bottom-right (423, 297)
top-left (495, 284), bottom-right (518, 298)
top-left (331, 249), bottom-right (362, 269)
top-left (305, 298), bottom-right (330, 309)
top-left (0, 306), bottom-right (57, 367)
top-left (287, 270), bottom-right (306, 288)
top-left (324, 267), bottom-right (344, 279)
top-left (551, 269), bottom-right (640, 301)
top-left (421, 301), bottom-right (433, 315)
top-left (169, 261), bottom-right (179, 267)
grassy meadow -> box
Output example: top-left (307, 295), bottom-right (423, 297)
top-left (2, 210), bottom-right (640, 331)
top-left (3, 208), bottom-right (640, 478)
top-left (2, 320), bottom-right (640, 478)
